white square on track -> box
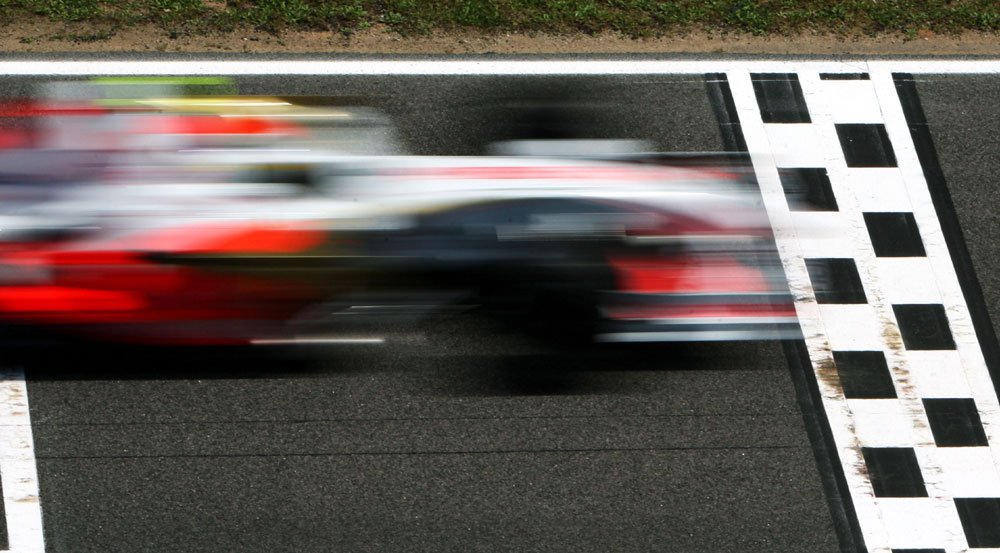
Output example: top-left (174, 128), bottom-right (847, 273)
top-left (834, 168), bottom-right (914, 213)
top-left (873, 258), bottom-right (943, 304)
top-left (847, 398), bottom-right (935, 447)
top-left (789, 212), bottom-right (856, 258)
top-left (917, 446), bottom-right (1000, 498)
top-left (814, 80), bottom-right (885, 124)
top-left (901, 351), bottom-right (974, 399)
top-left (764, 124), bottom-right (832, 167)
top-left (819, 304), bottom-right (884, 350)
top-left (876, 497), bottom-right (968, 549)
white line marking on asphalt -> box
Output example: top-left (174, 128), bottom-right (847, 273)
top-left (0, 59), bottom-right (999, 76)
top-left (0, 368), bottom-right (44, 553)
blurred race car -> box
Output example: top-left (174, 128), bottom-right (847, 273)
top-left (0, 148), bottom-right (800, 347)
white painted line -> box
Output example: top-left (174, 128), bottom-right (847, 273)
top-left (919, 446), bottom-right (1000, 498)
top-left (873, 258), bottom-right (942, 304)
top-left (0, 368), bottom-right (44, 553)
top-left (903, 351), bottom-right (975, 398)
top-left (846, 398), bottom-right (935, 447)
top-left (875, 498), bottom-right (967, 550)
top-left (765, 124), bottom-right (829, 167)
top-left (0, 59), bottom-right (997, 76)
top-left (0, 60), bottom-right (871, 76)
top-left (819, 305), bottom-right (885, 350)
top-left (837, 168), bottom-right (913, 213)
top-left (816, 79), bottom-right (884, 123)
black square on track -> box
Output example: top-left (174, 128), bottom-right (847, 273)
top-left (751, 73), bottom-right (811, 123)
top-left (864, 212), bottom-right (926, 257)
top-left (862, 447), bottom-right (927, 497)
top-left (779, 168), bottom-right (838, 211)
top-left (836, 124), bottom-right (898, 167)
top-left (922, 398), bottom-right (988, 447)
top-left (955, 498), bottom-right (1000, 548)
top-left (805, 258), bottom-right (868, 304)
top-left (833, 351), bottom-right (896, 399)
top-left (893, 304), bottom-right (956, 350)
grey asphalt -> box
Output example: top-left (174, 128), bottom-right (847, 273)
top-left (2, 69), bottom-right (860, 553)
top-left (915, 75), bottom-right (1000, 348)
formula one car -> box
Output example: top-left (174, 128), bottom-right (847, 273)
top-left (0, 147), bottom-right (800, 347)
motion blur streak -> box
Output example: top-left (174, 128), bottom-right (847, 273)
top-left (250, 337), bottom-right (386, 345)
top-left (0, 77), bottom-right (800, 350)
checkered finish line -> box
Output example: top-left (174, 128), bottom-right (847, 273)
top-left (726, 69), bottom-right (1000, 552)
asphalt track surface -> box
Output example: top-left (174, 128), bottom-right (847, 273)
top-left (918, 75), bottom-right (1000, 346)
top-left (0, 64), bottom-right (997, 553)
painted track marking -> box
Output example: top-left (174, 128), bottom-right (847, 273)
top-left (0, 368), bottom-right (43, 553)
